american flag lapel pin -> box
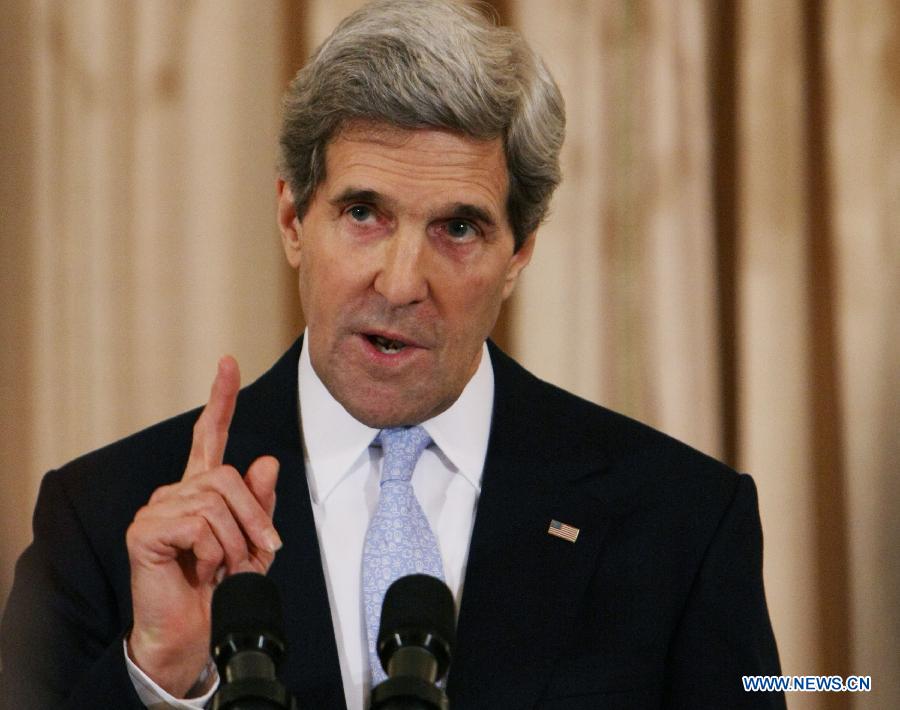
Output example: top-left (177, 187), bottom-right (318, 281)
top-left (547, 519), bottom-right (580, 543)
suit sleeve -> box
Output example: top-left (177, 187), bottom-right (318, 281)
top-left (664, 473), bottom-right (786, 709)
top-left (0, 470), bottom-right (145, 709)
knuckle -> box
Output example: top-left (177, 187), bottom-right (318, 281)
top-left (125, 519), bottom-right (142, 547)
top-left (131, 504), bottom-right (151, 522)
top-left (227, 536), bottom-right (250, 560)
top-left (196, 538), bottom-right (224, 565)
top-left (196, 465), bottom-right (239, 488)
top-left (193, 490), bottom-right (225, 516)
top-left (148, 484), bottom-right (174, 504)
top-left (186, 515), bottom-right (210, 539)
top-left (126, 508), bottom-right (161, 549)
top-left (130, 504), bottom-right (157, 530)
top-left (219, 465), bottom-right (241, 482)
top-left (207, 466), bottom-right (244, 495)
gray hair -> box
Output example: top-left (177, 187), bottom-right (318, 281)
top-left (279, 0), bottom-right (565, 251)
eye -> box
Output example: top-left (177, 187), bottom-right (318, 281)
top-left (347, 204), bottom-right (374, 223)
top-left (444, 220), bottom-right (479, 241)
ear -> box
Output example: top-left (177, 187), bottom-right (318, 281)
top-left (501, 232), bottom-right (536, 300)
top-left (277, 178), bottom-right (302, 268)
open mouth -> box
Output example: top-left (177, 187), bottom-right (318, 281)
top-left (366, 333), bottom-right (408, 354)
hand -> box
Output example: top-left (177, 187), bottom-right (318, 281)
top-left (125, 356), bottom-right (282, 697)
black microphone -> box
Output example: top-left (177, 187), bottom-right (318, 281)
top-left (370, 574), bottom-right (456, 710)
top-left (210, 572), bottom-right (297, 710)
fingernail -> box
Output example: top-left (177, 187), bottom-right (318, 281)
top-left (214, 566), bottom-right (226, 585)
top-left (264, 528), bottom-right (283, 552)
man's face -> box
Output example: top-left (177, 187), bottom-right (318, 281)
top-left (278, 122), bottom-right (534, 427)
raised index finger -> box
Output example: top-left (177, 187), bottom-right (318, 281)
top-left (185, 356), bottom-right (240, 478)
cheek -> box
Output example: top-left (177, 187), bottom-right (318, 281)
top-left (297, 247), bottom-right (337, 321)
top-left (444, 271), bottom-right (505, 330)
top-left (299, 246), bottom-right (370, 316)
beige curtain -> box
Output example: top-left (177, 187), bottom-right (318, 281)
top-left (1, 1), bottom-right (896, 707)
top-left (0, 0), bottom-right (293, 605)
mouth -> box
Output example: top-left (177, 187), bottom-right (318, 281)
top-left (366, 333), bottom-right (408, 354)
top-left (359, 329), bottom-right (426, 356)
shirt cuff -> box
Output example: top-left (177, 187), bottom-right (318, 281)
top-left (123, 638), bottom-right (220, 709)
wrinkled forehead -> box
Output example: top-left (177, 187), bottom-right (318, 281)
top-left (321, 120), bottom-right (511, 221)
top-left (333, 118), bottom-right (503, 152)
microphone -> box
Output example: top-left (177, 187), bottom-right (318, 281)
top-left (210, 572), bottom-right (297, 710)
top-left (370, 574), bottom-right (456, 710)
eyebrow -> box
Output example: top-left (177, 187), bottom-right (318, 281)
top-left (329, 187), bottom-right (499, 227)
top-left (446, 202), bottom-right (498, 228)
top-left (329, 187), bottom-right (385, 208)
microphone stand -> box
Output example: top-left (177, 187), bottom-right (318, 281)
top-left (369, 575), bottom-right (455, 710)
top-left (210, 573), bottom-right (299, 710)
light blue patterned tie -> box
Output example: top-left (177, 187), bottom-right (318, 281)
top-left (362, 426), bottom-right (445, 684)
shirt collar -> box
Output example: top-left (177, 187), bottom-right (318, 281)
top-left (298, 331), bottom-right (494, 503)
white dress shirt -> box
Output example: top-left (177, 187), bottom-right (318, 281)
top-left (127, 334), bottom-right (494, 709)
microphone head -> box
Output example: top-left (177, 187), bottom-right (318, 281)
top-left (211, 572), bottom-right (286, 667)
top-left (377, 574), bottom-right (456, 677)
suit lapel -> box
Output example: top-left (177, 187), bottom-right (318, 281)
top-left (448, 344), bottom-right (612, 707)
top-left (225, 339), bottom-right (347, 709)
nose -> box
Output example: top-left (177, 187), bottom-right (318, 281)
top-left (372, 228), bottom-right (429, 306)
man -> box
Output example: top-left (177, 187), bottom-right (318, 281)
top-left (0, 1), bottom-right (784, 708)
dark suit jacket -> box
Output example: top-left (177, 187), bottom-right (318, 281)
top-left (1, 339), bottom-right (784, 708)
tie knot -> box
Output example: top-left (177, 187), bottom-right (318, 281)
top-left (377, 426), bottom-right (432, 483)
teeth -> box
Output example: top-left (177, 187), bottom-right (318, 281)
top-left (373, 335), bottom-right (405, 354)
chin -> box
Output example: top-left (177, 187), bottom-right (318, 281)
top-left (341, 394), bottom-right (448, 429)
top-left (343, 404), bottom-right (423, 429)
